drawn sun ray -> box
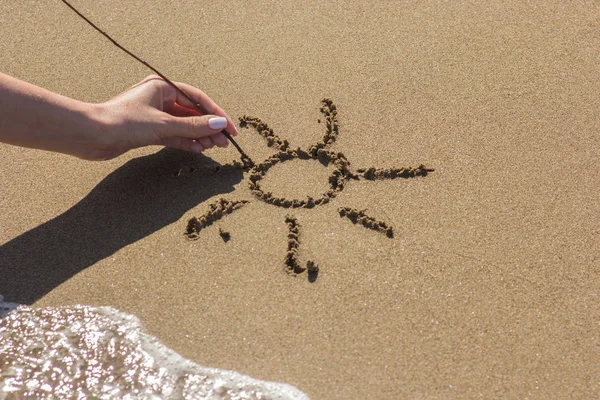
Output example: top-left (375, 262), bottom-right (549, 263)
top-left (185, 199), bottom-right (249, 240)
top-left (337, 207), bottom-right (395, 238)
top-left (284, 215), bottom-right (320, 281)
top-left (183, 99), bottom-right (434, 280)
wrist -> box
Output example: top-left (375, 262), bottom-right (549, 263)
top-left (49, 100), bottom-right (108, 161)
top-left (75, 101), bottom-right (127, 161)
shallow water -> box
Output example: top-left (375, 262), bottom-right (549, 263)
top-left (0, 299), bottom-right (308, 400)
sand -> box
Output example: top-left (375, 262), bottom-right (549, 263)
top-left (1, 0), bottom-right (600, 398)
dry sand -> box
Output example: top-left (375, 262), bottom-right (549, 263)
top-left (1, 1), bottom-right (600, 398)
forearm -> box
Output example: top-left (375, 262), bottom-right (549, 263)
top-left (0, 72), bottom-right (99, 157)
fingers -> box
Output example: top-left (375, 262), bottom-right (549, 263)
top-left (196, 136), bottom-right (213, 150)
top-left (160, 133), bottom-right (228, 154)
top-left (171, 81), bottom-right (238, 137)
top-left (210, 132), bottom-right (229, 148)
top-left (196, 132), bottom-right (229, 149)
top-left (160, 114), bottom-right (234, 143)
top-left (166, 103), bottom-right (203, 118)
top-left (161, 137), bottom-right (206, 153)
top-left (164, 101), bottom-right (231, 147)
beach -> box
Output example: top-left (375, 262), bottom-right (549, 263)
top-left (1, 1), bottom-right (599, 398)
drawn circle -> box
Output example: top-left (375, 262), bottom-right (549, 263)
top-left (248, 149), bottom-right (351, 209)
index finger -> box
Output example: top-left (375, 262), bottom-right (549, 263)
top-left (172, 81), bottom-right (238, 137)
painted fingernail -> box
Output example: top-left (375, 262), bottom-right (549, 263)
top-left (209, 117), bottom-right (227, 130)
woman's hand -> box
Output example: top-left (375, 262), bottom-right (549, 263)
top-left (90, 75), bottom-right (238, 160)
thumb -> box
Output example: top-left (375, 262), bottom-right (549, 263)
top-left (162, 114), bottom-right (229, 140)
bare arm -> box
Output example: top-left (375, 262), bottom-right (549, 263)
top-left (0, 72), bottom-right (237, 160)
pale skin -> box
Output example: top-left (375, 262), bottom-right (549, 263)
top-left (0, 72), bottom-right (238, 161)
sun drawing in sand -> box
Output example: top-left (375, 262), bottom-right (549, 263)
top-left (183, 99), bottom-right (434, 281)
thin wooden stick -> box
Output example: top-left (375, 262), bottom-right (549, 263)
top-left (59, 0), bottom-right (253, 165)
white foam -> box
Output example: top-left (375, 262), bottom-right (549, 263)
top-left (0, 296), bottom-right (18, 319)
top-left (0, 303), bottom-right (309, 400)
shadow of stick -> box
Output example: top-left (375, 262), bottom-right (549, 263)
top-left (0, 148), bottom-right (243, 304)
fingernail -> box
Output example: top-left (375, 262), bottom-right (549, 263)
top-left (209, 117), bottom-right (227, 130)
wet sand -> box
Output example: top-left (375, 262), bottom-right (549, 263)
top-left (1, 1), bottom-right (599, 398)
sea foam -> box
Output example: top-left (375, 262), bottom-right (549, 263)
top-left (0, 296), bottom-right (17, 319)
top-left (0, 301), bottom-right (309, 400)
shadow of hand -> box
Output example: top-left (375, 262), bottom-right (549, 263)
top-left (0, 148), bottom-right (243, 304)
